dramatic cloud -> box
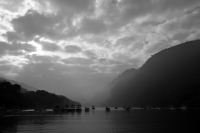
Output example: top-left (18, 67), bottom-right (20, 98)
top-left (10, 10), bottom-right (62, 40)
top-left (39, 41), bottom-right (60, 52)
top-left (41, 0), bottom-right (94, 13)
top-left (1, 0), bottom-right (200, 102)
top-left (83, 50), bottom-right (98, 59)
top-left (79, 17), bottom-right (107, 34)
top-left (0, 41), bottom-right (36, 56)
top-left (64, 45), bottom-right (82, 53)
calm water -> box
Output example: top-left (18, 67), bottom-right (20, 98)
top-left (1, 108), bottom-right (200, 133)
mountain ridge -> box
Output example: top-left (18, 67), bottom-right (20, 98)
top-left (88, 68), bottom-right (137, 106)
top-left (0, 77), bottom-right (80, 109)
top-left (99, 40), bottom-right (200, 107)
top-left (0, 76), bottom-right (37, 93)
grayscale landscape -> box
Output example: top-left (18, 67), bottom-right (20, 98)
top-left (1, 0), bottom-right (200, 132)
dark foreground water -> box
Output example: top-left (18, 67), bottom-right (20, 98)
top-left (1, 108), bottom-right (200, 133)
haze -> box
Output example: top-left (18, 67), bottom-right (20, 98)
top-left (1, 0), bottom-right (200, 103)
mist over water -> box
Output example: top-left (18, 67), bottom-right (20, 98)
top-left (1, 108), bottom-right (200, 133)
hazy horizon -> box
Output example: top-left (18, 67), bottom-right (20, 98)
top-left (1, 0), bottom-right (200, 103)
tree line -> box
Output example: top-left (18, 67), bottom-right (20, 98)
top-left (0, 80), bottom-right (79, 110)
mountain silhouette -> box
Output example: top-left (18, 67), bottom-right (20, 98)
top-left (88, 69), bottom-right (136, 106)
top-left (0, 78), bottom-right (80, 109)
top-left (0, 77), bottom-right (37, 93)
top-left (100, 40), bottom-right (200, 107)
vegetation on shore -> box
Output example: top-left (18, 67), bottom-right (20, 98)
top-left (0, 79), bottom-right (80, 110)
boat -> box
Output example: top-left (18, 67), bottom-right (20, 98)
top-left (76, 105), bottom-right (82, 112)
top-left (115, 107), bottom-right (118, 109)
top-left (125, 107), bottom-right (130, 111)
top-left (85, 107), bottom-right (90, 111)
top-left (105, 107), bottom-right (110, 111)
top-left (180, 105), bottom-right (187, 109)
top-left (92, 105), bottom-right (95, 110)
top-left (53, 105), bottom-right (77, 112)
top-left (68, 105), bottom-right (75, 112)
top-left (142, 106), bottom-right (147, 110)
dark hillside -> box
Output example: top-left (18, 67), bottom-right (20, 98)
top-left (103, 40), bottom-right (200, 107)
top-left (88, 68), bottom-right (136, 106)
top-left (0, 79), bottom-right (80, 109)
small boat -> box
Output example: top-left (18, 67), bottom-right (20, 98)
top-left (147, 106), bottom-right (151, 109)
top-left (115, 107), bottom-right (118, 109)
top-left (180, 105), bottom-right (186, 109)
top-left (67, 105), bottom-right (75, 112)
top-left (105, 107), bottom-right (110, 111)
top-left (92, 105), bottom-right (95, 110)
top-left (76, 105), bottom-right (82, 112)
top-left (125, 107), bottom-right (130, 111)
top-left (53, 105), bottom-right (60, 112)
top-left (142, 106), bottom-right (147, 110)
top-left (85, 107), bottom-right (90, 111)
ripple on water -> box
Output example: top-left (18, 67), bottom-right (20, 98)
top-left (1, 108), bottom-right (200, 133)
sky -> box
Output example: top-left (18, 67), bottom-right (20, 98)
top-left (0, 0), bottom-right (200, 102)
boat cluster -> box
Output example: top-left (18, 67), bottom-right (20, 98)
top-left (52, 105), bottom-right (132, 112)
top-left (123, 106), bottom-right (131, 111)
top-left (140, 105), bottom-right (187, 110)
top-left (84, 105), bottom-right (95, 111)
top-left (53, 105), bottom-right (97, 112)
top-left (53, 105), bottom-right (83, 112)
top-left (105, 106), bottom-right (132, 111)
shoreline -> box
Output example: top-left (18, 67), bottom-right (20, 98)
top-left (1, 107), bottom-right (200, 117)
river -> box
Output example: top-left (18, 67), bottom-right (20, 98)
top-left (0, 108), bottom-right (200, 133)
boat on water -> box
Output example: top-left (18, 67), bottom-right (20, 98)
top-left (115, 107), bottom-right (118, 109)
top-left (92, 105), bottom-right (95, 110)
top-left (76, 105), bottom-right (82, 112)
top-left (53, 105), bottom-right (83, 112)
top-left (180, 105), bottom-right (187, 109)
top-left (125, 107), bottom-right (131, 111)
top-left (85, 107), bottom-right (90, 111)
top-left (105, 107), bottom-right (110, 111)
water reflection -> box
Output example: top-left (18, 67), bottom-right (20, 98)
top-left (0, 116), bottom-right (19, 133)
top-left (1, 108), bottom-right (200, 133)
